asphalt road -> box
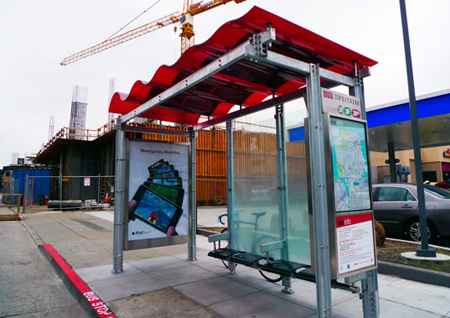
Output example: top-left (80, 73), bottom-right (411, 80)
top-left (0, 209), bottom-right (86, 318)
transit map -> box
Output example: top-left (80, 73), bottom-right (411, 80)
top-left (330, 117), bottom-right (370, 212)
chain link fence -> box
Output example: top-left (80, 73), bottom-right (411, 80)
top-left (21, 175), bottom-right (115, 212)
top-left (2, 178), bottom-right (21, 206)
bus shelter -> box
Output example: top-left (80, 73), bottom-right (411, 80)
top-left (110, 6), bottom-right (379, 317)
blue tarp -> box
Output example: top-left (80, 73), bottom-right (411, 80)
top-left (12, 170), bottom-right (51, 202)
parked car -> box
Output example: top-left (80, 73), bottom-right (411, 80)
top-left (434, 181), bottom-right (450, 190)
top-left (372, 183), bottom-right (450, 242)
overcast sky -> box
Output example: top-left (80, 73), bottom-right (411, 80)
top-left (1, 0), bottom-right (450, 167)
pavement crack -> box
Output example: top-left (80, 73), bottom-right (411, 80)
top-left (51, 217), bottom-right (90, 239)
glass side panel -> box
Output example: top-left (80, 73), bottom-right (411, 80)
top-left (285, 105), bottom-right (310, 264)
top-left (286, 141), bottom-right (311, 264)
top-left (231, 112), bottom-right (281, 259)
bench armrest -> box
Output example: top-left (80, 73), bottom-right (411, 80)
top-left (259, 240), bottom-right (285, 253)
top-left (208, 232), bottom-right (229, 243)
top-left (259, 240), bottom-right (285, 262)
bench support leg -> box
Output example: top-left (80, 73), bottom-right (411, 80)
top-left (281, 277), bottom-right (294, 294)
top-left (228, 261), bottom-right (237, 274)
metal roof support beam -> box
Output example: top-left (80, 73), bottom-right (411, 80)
top-left (245, 50), bottom-right (356, 87)
top-left (123, 125), bottom-right (189, 136)
top-left (120, 27), bottom-right (277, 124)
top-left (193, 88), bottom-right (306, 130)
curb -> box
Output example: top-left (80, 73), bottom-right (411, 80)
top-left (0, 214), bottom-right (18, 221)
top-left (197, 227), bottom-right (225, 237)
top-left (378, 260), bottom-right (450, 288)
top-left (39, 244), bottom-right (117, 318)
top-left (197, 228), bottom-right (220, 237)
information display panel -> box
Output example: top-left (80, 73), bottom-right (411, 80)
top-left (329, 116), bottom-right (371, 212)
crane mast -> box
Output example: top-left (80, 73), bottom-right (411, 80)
top-left (60, 0), bottom-right (246, 66)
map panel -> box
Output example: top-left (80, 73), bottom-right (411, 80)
top-left (330, 117), bottom-right (370, 212)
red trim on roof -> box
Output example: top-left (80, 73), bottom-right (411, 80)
top-left (110, 6), bottom-right (377, 125)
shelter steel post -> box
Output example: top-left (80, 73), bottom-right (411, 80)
top-left (275, 104), bottom-right (293, 294)
top-left (399, 0), bottom-right (436, 257)
top-left (307, 63), bottom-right (332, 318)
top-left (353, 62), bottom-right (380, 318)
top-left (226, 120), bottom-right (236, 273)
top-left (112, 123), bottom-right (126, 273)
top-left (188, 127), bottom-right (197, 261)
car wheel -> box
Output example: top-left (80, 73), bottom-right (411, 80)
top-left (405, 219), bottom-right (437, 243)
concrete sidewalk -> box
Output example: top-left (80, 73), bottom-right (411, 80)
top-left (3, 208), bottom-right (450, 317)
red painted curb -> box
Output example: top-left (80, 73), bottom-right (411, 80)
top-left (41, 244), bottom-right (116, 318)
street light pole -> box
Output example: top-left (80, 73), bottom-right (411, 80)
top-left (399, 0), bottom-right (436, 257)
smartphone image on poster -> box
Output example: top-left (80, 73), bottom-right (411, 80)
top-left (148, 159), bottom-right (167, 171)
top-left (152, 170), bottom-right (179, 178)
top-left (147, 177), bottom-right (183, 188)
top-left (149, 165), bottom-right (175, 177)
top-left (143, 181), bottom-right (184, 207)
top-left (131, 185), bottom-right (183, 234)
top-left (147, 160), bottom-right (170, 175)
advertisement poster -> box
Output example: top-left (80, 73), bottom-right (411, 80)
top-left (330, 117), bottom-right (371, 212)
top-left (126, 140), bottom-right (189, 249)
top-left (336, 213), bottom-right (376, 276)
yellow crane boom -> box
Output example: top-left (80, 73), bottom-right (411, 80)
top-left (61, 0), bottom-right (246, 66)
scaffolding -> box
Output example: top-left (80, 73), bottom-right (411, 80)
top-left (69, 85), bottom-right (88, 140)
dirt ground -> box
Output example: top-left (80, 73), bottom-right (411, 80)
top-left (377, 240), bottom-right (450, 273)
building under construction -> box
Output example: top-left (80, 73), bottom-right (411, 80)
top-left (33, 117), bottom-right (307, 205)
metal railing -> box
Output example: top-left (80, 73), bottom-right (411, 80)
top-left (37, 116), bottom-right (121, 156)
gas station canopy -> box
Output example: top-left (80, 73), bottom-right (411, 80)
top-left (109, 6), bottom-right (377, 125)
top-left (288, 89), bottom-right (450, 152)
top-left (367, 90), bottom-right (450, 151)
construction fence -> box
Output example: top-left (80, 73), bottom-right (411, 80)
top-left (136, 122), bottom-right (307, 205)
top-left (21, 175), bottom-right (115, 212)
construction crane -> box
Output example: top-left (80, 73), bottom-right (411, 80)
top-left (60, 0), bottom-right (247, 66)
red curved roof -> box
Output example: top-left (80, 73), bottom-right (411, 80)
top-left (109, 6), bottom-right (377, 125)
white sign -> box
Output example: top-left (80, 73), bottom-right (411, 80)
top-left (84, 177), bottom-right (90, 187)
top-left (336, 213), bottom-right (376, 276)
top-left (322, 88), bottom-right (361, 119)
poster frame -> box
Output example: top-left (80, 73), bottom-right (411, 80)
top-left (308, 113), bottom-right (377, 279)
top-left (323, 113), bottom-right (377, 278)
top-left (123, 138), bottom-right (189, 251)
